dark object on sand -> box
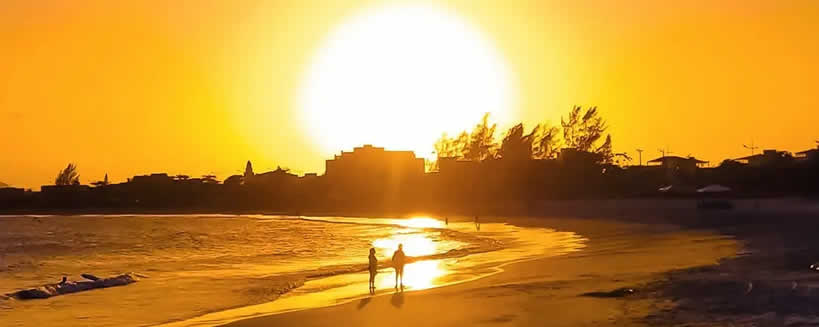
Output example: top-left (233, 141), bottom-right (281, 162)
top-left (581, 287), bottom-right (636, 298)
top-left (8, 273), bottom-right (139, 300)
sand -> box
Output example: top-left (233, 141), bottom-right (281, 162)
top-left (223, 216), bottom-right (739, 327)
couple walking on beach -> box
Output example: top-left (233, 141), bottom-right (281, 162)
top-left (368, 244), bottom-right (406, 293)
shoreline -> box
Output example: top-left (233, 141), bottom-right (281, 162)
top-left (2, 196), bottom-right (817, 219)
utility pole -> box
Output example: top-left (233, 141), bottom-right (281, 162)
top-left (658, 147), bottom-right (672, 158)
top-left (743, 141), bottom-right (758, 156)
top-left (636, 148), bottom-right (643, 166)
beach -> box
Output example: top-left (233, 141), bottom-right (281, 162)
top-left (4, 199), bottom-right (819, 326)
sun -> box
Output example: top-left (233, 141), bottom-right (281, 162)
top-left (299, 4), bottom-right (517, 159)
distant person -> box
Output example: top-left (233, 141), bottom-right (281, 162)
top-left (392, 244), bottom-right (406, 289)
top-left (368, 247), bottom-right (378, 292)
top-left (444, 217), bottom-right (449, 226)
top-left (474, 216), bottom-right (480, 231)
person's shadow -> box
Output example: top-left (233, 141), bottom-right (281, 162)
top-left (357, 297), bottom-right (371, 310)
top-left (390, 290), bottom-right (405, 308)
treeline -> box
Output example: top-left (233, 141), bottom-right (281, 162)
top-left (433, 106), bottom-right (629, 167)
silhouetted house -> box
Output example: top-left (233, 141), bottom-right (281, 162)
top-left (647, 156), bottom-right (707, 175)
top-left (735, 149), bottom-right (793, 167)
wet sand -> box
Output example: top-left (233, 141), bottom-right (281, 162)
top-left (223, 216), bottom-right (739, 327)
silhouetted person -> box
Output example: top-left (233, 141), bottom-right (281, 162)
top-left (58, 276), bottom-right (67, 285)
top-left (392, 244), bottom-right (406, 289)
top-left (368, 247), bottom-right (378, 293)
top-left (474, 216), bottom-right (480, 231)
top-left (444, 217), bottom-right (449, 226)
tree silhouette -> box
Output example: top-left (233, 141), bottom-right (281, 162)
top-left (499, 123), bottom-right (535, 160)
top-left (463, 113), bottom-right (498, 161)
top-left (434, 131), bottom-right (469, 159)
top-left (55, 163), bottom-right (80, 186)
top-left (531, 123), bottom-right (560, 159)
top-left (561, 106), bottom-right (607, 152)
top-left (561, 106), bottom-right (614, 163)
top-left (201, 175), bottom-right (219, 184)
top-left (244, 161), bottom-right (255, 178)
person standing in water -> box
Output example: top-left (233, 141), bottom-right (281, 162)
top-left (392, 244), bottom-right (406, 289)
top-left (368, 248), bottom-right (378, 293)
top-left (474, 215), bottom-right (480, 231)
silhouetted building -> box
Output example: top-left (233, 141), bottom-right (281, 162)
top-left (325, 145), bottom-right (424, 179)
top-left (735, 149), bottom-right (793, 167)
top-left (131, 173), bottom-right (174, 185)
top-left (796, 146), bottom-right (819, 162)
top-left (558, 148), bottom-right (602, 166)
top-left (647, 156), bottom-right (707, 175)
top-left (437, 157), bottom-right (480, 174)
top-left (0, 187), bottom-right (25, 203)
top-left (249, 167), bottom-right (298, 185)
top-left (300, 173), bottom-right (318, 180)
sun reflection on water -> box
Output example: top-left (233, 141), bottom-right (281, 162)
top-left (372, 232), bottom-right (438, 257)
top-left (397, 216), bottom-right (445, 229)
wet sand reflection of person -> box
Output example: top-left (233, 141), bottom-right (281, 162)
top-left (368, 247), bottom-right (377, 293)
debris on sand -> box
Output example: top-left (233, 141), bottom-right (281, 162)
top-left (581, 287), bottom-right (637, 298)
top-left (7, 273), bottom-right (140, 300)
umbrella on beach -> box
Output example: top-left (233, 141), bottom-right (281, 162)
top-left (697, 184), bottom-right (732, 193)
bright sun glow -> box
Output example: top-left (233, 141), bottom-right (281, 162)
top-left (299, 4), bottom-right (517, 158)
top-left (372, 232), bottom-right (437, 257)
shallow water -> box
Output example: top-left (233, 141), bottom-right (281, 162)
top-left (0, 215), bottom-right (585, 327)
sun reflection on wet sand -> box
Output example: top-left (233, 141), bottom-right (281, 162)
top-left (377, 260), bottom-right (446, 290)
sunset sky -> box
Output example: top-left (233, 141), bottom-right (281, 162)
top-left (2, 0), bottom-right (818, 189)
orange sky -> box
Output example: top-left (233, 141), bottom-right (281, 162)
top-left (2, 0), bottom-right (818, 189)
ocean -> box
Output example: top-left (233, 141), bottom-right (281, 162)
top-left (0, 215), bottom-right (585, 327)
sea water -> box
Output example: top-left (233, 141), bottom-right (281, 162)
top-left (0, 215), bottom-right (585, 327)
